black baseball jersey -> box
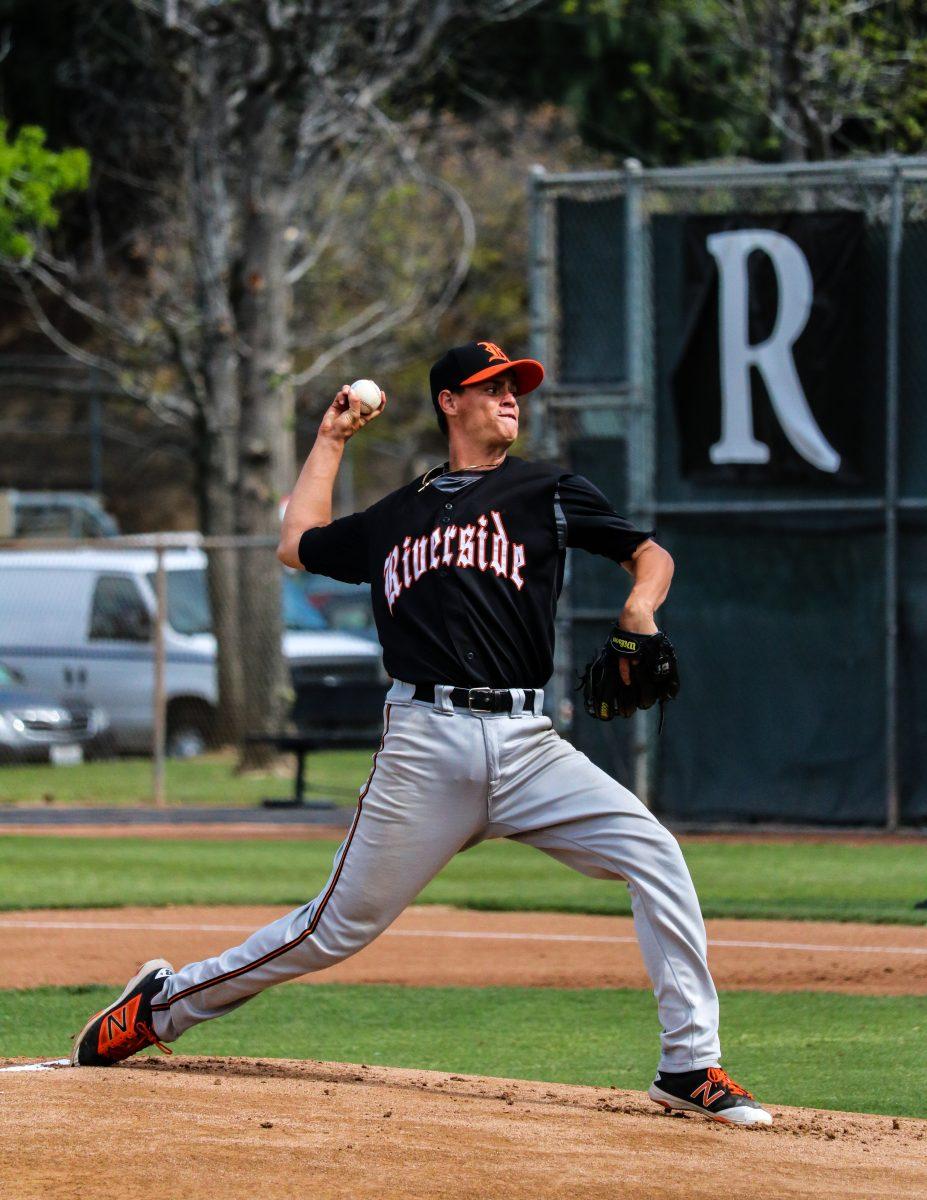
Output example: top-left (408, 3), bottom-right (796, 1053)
top-left (298, 455), bottom-right (652, 688)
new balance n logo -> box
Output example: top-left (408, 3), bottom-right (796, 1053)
top-left (690, 1080), bottom-right (726, 1107)
top-left (106, 1006), bottom-right (130, 1037)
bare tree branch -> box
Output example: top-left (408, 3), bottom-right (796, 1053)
top-left (8, 270), bottom-right (131, 377)
top-left (364, 100), bottom-right (476, 328)
top-left (132, 0), bottom-right (202, 39)
top-left (157, 303), bottom-right (207, 412)
top-left (21, 258), bottom-right (146, 347)
top-left (290, 287), bottom-right (424, 386)
top-left (7, 269), bottom-right (194, 426)
top-left (284, 145), bottom-right (370, 284)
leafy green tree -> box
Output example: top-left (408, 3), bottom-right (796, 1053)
top-left (439, 0), bottom-right (927, 163)
top-left (430, 0), bottom-right (763, 163)
top-left (702, 0), bottom-right (927, 161)
top-left (0, 121), bottom-right (88, 258)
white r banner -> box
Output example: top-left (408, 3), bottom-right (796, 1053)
top-left (706, 229), bottom-right (841, 474)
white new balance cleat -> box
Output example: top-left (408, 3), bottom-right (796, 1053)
top-left (649, 1066), bottom-right (773, 1126)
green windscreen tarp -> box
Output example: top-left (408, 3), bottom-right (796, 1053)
top-left (899, 518), bottom-right (927, 823)
top-left (565, 483), bottom-right (890, 824)
top-left (654, 515), bottom-right (886, 825)
top-left (556, 196), bottom-right (626, 383)
top-left (556, 208), bottom-right (927, 825)
top-left (898, 222), bottom-right (927, 821)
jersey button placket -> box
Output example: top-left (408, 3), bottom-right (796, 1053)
top-left (438, 502), bottom-right (453, 577)
top-left (437, 497), bottom-right (480, 677)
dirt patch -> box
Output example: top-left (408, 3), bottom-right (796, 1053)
top-left (3, 905), bottom-right (926, 994)
top-left (1, 1056), bottom-right (924, 1199)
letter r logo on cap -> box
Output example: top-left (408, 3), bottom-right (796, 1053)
top-left (478, 341), bottom-right (509, 364)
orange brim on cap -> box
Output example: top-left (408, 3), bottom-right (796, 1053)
top-left (459, 358), bottom-right (545, 397)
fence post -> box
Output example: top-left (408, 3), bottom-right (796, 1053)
top-left (528, 163), bottom-right (552, 457)
top-left (89, 375), bottom-right (103, 496)
top-left (884, 162), bottom-right (904, 831)
top-left (152, 543), bottom-right (168, 807)
top-left (623, 157), bottom-right (654, 808)
top-left (528, 162), bottom-right (569, 728)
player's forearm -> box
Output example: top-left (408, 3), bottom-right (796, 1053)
top-left (621, 541), bottom-right (674, 630)
top-left (276, 433), bottom-right (345, 568)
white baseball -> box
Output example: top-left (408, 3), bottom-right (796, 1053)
top-left (350, 378), bottom-right (383, 415)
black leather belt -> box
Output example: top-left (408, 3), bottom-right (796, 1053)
top-left (413, 683), bottom-right (537, 713)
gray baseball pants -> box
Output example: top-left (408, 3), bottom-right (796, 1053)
top-left (151, 680), bottom-right (722, 1072)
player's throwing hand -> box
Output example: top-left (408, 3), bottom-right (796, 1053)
top-left (319, 383), bottom-right (387, 443)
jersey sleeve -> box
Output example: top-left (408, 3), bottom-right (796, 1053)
top-left (556, 474), bottom-right (654, 564)
top-left (297, 511), bottom-right (371, 584)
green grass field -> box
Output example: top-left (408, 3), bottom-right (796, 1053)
top-left (2, 833), bottom-right (926, 923)
top-left (3, 805), bottom-right (925, 1125)
top-left (3, 983), bottom-right (924, 1117)
top-left (0, 750), bottom-right (372, 807)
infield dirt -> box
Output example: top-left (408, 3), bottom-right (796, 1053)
top-left (2, 903), bottom-right (926, 994)
top-left (2, 1056), bottom-right (925, 1199)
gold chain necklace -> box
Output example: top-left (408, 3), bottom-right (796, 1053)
top-left (417, 458), bottom-right (505, 492)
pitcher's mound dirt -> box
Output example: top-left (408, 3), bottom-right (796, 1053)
top-left (1, 1057), bottom-right (924, 1199)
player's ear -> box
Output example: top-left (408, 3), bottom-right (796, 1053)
top-left (438, 388), bottom-right (458, 421)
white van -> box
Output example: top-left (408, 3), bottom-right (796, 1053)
top-left (0, 547), bottom-right (384, 755)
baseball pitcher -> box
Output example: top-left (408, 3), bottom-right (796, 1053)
top-left (71, 340), bottom-right (771, 1127)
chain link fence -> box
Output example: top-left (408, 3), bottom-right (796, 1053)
top-left (0, 535), bottom-right (386, 805)
top-left (527, 156), bottom-right (927, 828)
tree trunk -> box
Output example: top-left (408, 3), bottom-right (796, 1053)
top-left (234, 94), bottom-right (293, 770)
top-left (189, 41), bottom-right (246, 748)
top-left (770, 38), bottom-right (808, 164)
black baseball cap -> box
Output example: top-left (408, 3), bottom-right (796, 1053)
top-left (429, 341), bottom-right (544, 421)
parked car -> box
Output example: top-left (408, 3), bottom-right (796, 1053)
top-left (281, 571), bottom-right (378, 642)
top-left (0, 490), bottom-right (119, 539)
top-left (0, 547), bottom-right (386, 756)
top-left (0, 660), bottom-right (113, 764)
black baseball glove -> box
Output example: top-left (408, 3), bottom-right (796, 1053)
top-left (577, 624), bottom-right (680, 729)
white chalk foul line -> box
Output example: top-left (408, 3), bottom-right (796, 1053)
top-left (1, 917), bottom-right (926, 957)
top-left (0, 919), bottom-right (270, 933)
top-left (0, 1059), bottom-right (70, 1073)
top-left (393, 930), bottom-right (927, 957)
